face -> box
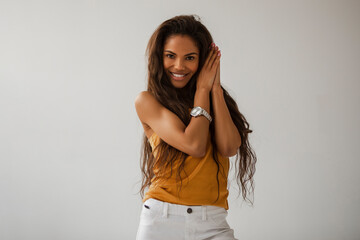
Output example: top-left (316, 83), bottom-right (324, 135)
top-left (163, 34), bottom-right (199, 88)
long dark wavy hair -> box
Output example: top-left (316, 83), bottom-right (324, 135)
top-left (139, 14), bottom-right (257, 205)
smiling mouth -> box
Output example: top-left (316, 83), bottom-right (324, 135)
top-left (170, 72), bottom-right (188, 80)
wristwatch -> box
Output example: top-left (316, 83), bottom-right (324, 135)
top-left (190, 106), bottom-right (212, 123)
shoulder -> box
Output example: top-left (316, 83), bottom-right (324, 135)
top-left (134, 91), bottom-right (159, 110)
top-left (134, 91), bottom-right (163, 122)
top-left (135, 90), bottom-right (154, 102)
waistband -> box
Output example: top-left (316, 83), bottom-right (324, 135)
top-left (143, 198), bottom-right (227, 221)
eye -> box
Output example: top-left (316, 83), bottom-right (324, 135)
top-left (186, 56), bottom-right (195, 60)
top-left (165, 54), bottom-right (174, 59)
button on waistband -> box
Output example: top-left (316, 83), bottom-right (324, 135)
top-left (187, 208), bottom-right (192, 214)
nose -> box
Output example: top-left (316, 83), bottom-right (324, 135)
top-left (174, 58), bottom-right (185, 71)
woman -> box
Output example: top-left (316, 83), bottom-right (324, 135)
top-left (135, 14), bottom-right (257, 240)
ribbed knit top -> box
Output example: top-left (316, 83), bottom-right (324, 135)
top-left (143, 131), bottom-right (230, 210)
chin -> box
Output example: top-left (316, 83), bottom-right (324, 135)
top-left (171, 81), bottom-right (188, 89)
top-left (166, 74), bottom-right (190, 89)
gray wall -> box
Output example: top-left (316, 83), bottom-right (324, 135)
top-left (1, 0), bottom-right (359, 239)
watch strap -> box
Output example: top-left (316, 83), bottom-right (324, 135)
top-left (191, 106), bottom-right (212, 123)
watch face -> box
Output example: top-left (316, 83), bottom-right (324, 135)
top-left (191, 107), bottom-right (202, 116)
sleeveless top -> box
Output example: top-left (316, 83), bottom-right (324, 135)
top-left (143, 131), bottom-right (230, 210)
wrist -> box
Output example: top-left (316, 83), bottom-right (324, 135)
top-left (211, 85), bottom-right (223, 94)
top-left (196, 87), bottom-right (211, 93)
top-left (190, 106), bottom-right (212, 123)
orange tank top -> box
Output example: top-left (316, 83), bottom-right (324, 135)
top-left (143, 131), bottom-right (230, 210)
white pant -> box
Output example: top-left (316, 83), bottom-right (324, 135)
top-left (136, 198), bottom-right (238, 240)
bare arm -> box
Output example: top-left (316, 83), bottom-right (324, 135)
top-left (135, 45), bottom-right (221, 157)
top-left (135, 89), bottom-right (210, 157)
top-left (211, 86), bottom-right (241, 157)
top-left (211, 52), bottom-right (241, 157)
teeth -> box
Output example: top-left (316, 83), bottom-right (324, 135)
top-left (172, 72), bottom-right (186, 77)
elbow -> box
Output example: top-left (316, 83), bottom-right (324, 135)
top-left (219, 148), bottom-right (238, 158)
top-left (219, 143), bottom-right (241, 158)
top-left (190, 143), bottom-right (207, 158)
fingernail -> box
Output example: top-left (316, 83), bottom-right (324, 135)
top-left (212, 43), bottom-right (215, 47)
top-left (218, 51), bottom-right (221, 56)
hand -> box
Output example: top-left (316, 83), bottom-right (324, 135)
top-left (213, 59), bottom-right (221, 89)
top-left (196, 43), bottom-right (221, 91)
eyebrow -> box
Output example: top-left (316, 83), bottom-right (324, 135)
top-left (164, 50), bottom-right (198, 56)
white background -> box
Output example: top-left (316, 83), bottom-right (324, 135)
top-left (1, 0), bottom-right (359, 239)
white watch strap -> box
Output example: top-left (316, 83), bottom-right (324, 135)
top-left (191, 106), bottom-right (212, 123)
top-left (200, 108), bottom-right (212, 123)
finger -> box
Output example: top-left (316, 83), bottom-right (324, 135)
top-left (208, 46), bottom-right (219, 68)
top-left (214, 63), bottom-right (219, 81)
top-left (210, 49), bottom-right (221, 69)
top-left (203, 44), bottom-right (216, 68)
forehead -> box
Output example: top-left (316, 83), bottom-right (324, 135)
top-left (164, 35), bottom-right (199, 53)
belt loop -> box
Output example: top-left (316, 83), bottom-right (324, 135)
top-left (163, 202), bottom-right (169, 218)
top-left (202, 206), bottom-right (207, 221)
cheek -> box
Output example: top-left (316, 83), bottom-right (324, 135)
top-left (192, 64), bottom-right (199, 74)
top-left (163, 60), bottom-right (169, 70)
